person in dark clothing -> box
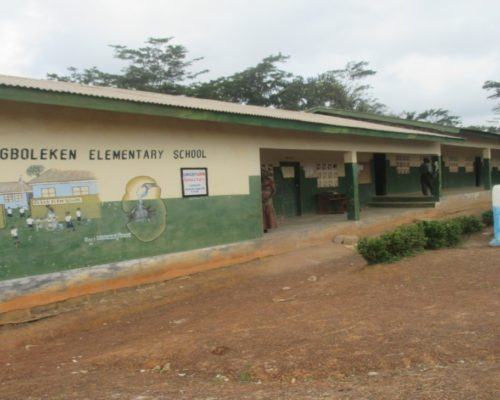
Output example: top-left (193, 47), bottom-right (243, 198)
top-left (420, 157), bottom-right (433, 196)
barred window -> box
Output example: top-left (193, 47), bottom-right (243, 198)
top-left (3, 193), bottom-right (23, 202)
top-left (41, 187), bottom-right (56, 198)
top-left (72, 186), bottom-right (89, 196)
top-left (395, 155), bottom-right (410, 174)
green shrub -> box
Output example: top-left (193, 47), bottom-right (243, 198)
top-left (383, 224), bottom-right (426, 257)
top-left (417, 219), bottom-right (463, 249)
top-left (453, 215), bottom-right (484, 234)
top-left (482, 210), bottom-right (493, 227)
top-left (357, 224), bottom-right (426, 264)
top-left (358, 214), bottom-right (485, 265)
top-left (357, 237), bottom-right (393, 264)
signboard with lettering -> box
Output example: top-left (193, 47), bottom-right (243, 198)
top-left (181, 168), bottom-right (209, 197)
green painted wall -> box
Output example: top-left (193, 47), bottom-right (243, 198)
top-left (492, 167), bottom-right (500, 186)
top-left (272, 167), bottom-right (374, 218)
top-left (441, 166), bottom-right (476, 189)
top-left (385, 164), bottom-right (421, 194)
top-left (382, 161), bottom-right (481, 194)
top-left (0, 176), bottom-right (262, 281)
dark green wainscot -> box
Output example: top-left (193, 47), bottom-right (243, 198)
top-left (0, 176), bottom-right (262, 281)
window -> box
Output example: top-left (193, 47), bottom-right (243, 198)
top-left (316, 163), bottom-right (339, 188)
top-left (395, 155), bottom-right (410, 175)
top-left (41, 187), bottom-right (56, 198)
top-left (464, 157), bottom-right (474, 173)
top-left (72, 186), bottom-right (89, 196)
top-left (447, 156), bottom-right (459, 173)
top-left (3, 193), bottom-right (23, 203)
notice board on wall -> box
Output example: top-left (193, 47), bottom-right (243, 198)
top-left (181, 168), bottom-right (208, 197)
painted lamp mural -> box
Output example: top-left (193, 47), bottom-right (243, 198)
top-left (122, 176), bottom-right (167, 242)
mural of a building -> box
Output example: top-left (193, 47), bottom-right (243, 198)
top-left (0, 181), bottom-right (31, 210)
top-left (28, 169), bottom-right (101, 220)
top-left (0, 181), bottom-right (31, 228)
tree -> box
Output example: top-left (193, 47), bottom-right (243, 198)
top-left (189, 57), bottom-right (385, 113)
top-left (47, 38), bottom-right (384, 113)
top-left (26, 165), bottom-right (45, 177)
top-left (483, 80), bottom-right (500, 114)
top-left (188, 54), bottom-right (293, 106)
top-left (400, 108), bottom-right (461, 126)
top-left (47, 37), bottom-right (208, 94)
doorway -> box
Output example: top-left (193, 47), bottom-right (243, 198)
top-left (275, 161), bottom-right (302, 217)
top-left (373, 153), bottom-right (387, 196)
top-left (474, 157), bottom-right (482, 187)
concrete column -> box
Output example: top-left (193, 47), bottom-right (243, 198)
top-left (431, 154), bottom-right (442, 201)
top-left (344, 151), bottom-right (360, 221)
top-left (483, 148), bottom-right (492, 190)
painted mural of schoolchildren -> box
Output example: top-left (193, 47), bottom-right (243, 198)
top-left (76, 208), bottom-right (82, 223)
top-left (65, 212), bottom-right (75, 231)
top-left (10, 226), bottom-right (19, 246)
top-left (26, 216), bottom-right (34, 229)
top-left (19, 206), bottom-right (26, 218)
top-left (7, 207), bottom-right (13, 217)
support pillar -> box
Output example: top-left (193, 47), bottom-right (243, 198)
top-left (483, 148), bottom-right (492, 190)
top-left (344, 151), bottom-right (360, 221)
top-left (431, 154), bottom-right (442, 202)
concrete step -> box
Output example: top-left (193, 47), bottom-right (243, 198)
top-left (368, 201), bottom-right (436, 208)
top-left (371, 196), bottom-right (435, 202)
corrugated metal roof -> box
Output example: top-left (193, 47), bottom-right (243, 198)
top-left (0, 74), bottom-right (459, 140)
top-left (28, 169), bottom-right (96, 184)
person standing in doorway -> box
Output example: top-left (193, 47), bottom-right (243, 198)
top-left (261, 170), bottom-right (278, 233)
top-left (420, 157), bottom-right (433, 196)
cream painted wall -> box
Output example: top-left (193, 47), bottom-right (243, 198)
top-left (252, 127), bottom-right (441, 155)
top-left (0, 102), bottom-right (260, 200)
top-left (6, 100), bottom-right (493, 204)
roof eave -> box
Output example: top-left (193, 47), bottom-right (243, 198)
top-left (0, 85), bottom-right (463, 144)
top-left (308, 106), bottom-right (462, 135)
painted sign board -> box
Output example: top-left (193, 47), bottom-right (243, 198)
top-left (181, 168), bottom-right (209, 197)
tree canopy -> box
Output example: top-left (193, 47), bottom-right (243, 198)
top-left (48, 37), bottom-right (500, 130)
top-left (483, 80), bottom-right (500, 113)
top-left (47, 37), bottom-right (208, 94)
top-left (47, 37), bottom-right (384, 113)
top-left (399, 108), bottom-right (462, 126)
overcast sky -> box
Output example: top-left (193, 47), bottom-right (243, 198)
top-left (1, 0), bottom-right (499, 126)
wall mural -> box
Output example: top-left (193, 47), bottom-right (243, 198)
top-left (0, 164), bottom-right (170, 279)
top-left (122, 176), bottom-right (167, 242)
top-left (0, 145), bottom-right (262, 282)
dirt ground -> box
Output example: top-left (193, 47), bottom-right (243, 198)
top-left (0, 232), bottom-right (499, 400)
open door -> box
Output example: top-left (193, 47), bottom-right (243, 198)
top-left (474, 157), bottom-right (482, 187)
top-left (373, 153), bottom-right (387, 196)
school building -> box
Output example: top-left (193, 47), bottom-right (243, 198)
top-left (0, 74), bottom-right (499, 317)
